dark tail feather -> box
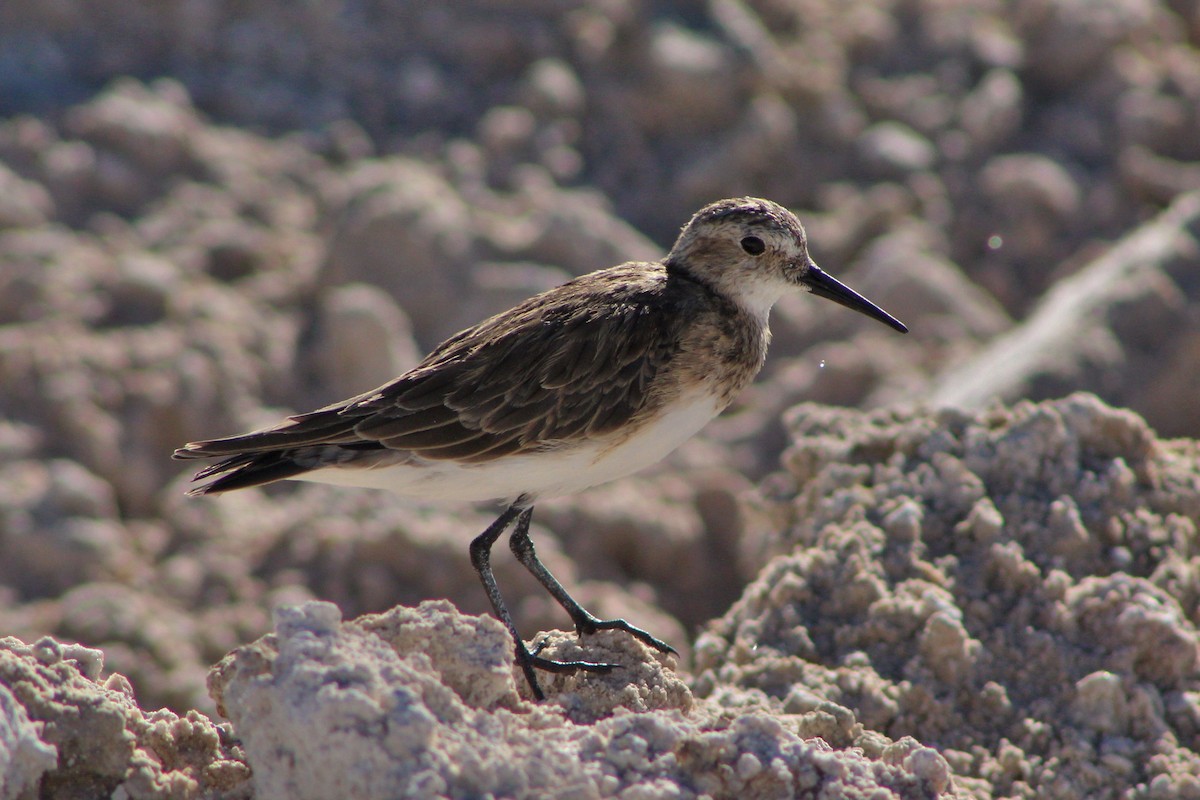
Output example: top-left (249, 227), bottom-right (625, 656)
top-left (185, 452), bottom-right (313, 495)
top-left (172, 404), bottom-right (367, 461)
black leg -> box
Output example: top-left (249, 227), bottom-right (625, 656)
top-left (469, 501), bottom-right (617, 701)
top-left (507, 506), bottom-right (677, 656)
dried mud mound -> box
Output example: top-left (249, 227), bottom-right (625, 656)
top-left (3, 395), bottom-right (1196, 799)
top-left (0, 636), bottom-right (249, 800)
top-left (203, 601), bottom-right (949, 800)
top-left (1, 602), bottom-right (951, 800)
top-left (695, 393), bottom-right (1200, 799)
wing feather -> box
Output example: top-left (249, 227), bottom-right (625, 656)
top-left (175, 264), bottom-right (700, 490)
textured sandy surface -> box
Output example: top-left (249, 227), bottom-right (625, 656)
top-left (1, 1), bottom-right (1199, 798)
top-left (205, 601), bottom-right (949, 800)
top-left (3, 397), bottom-right (1196, 798)
top-left (698, 394), bottom-right (1200, 799)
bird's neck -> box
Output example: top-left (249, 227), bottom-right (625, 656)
top-left (666, 262), bottom-right (776, 327)
top-left (727, 280), bottom-right (785, 326)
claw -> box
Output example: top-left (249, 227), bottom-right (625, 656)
top-left (515, 638), bottom-right (619, 701)
top-left (527, 654), bottom-right (618, 673)
top-left (576, 615), bottom-right (677, 656)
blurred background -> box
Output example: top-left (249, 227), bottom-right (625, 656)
top-left (0, 0), bottom-right (1198, 714)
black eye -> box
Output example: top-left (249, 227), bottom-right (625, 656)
top-left (740, 236), bottom-right (765, 255)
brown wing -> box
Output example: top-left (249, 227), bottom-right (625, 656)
top-left (336, 269), bottom-right (682, 459)
top-left (174, 265), bottom-right (690, 492)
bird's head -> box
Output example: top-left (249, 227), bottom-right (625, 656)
top-left (666, 197), bottom-right (908, 333)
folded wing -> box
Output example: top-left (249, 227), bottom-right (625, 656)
top-left (174, 269), bottom-right (682, 494)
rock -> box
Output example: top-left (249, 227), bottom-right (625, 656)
top-left (967, 152), bottom-right (1084, 307)
top-left (1015, 0), bottom-right (1159, 90)
top-left (0, 682), bottom-right (57, 800)
top-left (0, 459), bottom-right (122, 599)
top-left (697, 394), bottom-right (1200, 798)
top-left (207, 600), bottom-right (948, 800)
top-left (1070, 670), bottom-right (1128, 734)
top-left (639, 22), bottom-right (741, 133)
top-left (957, 69), bottom-right (1023, 152)
top-left (848, 224), bottom-right (1013, 346)
top-left (0, 636), bottom-right (250, 799)
top-left (928, 190), bottom-right (1200, 437)
top-left (63, 78), bottom-right (197, 176)
top-left (0, 163), bottom-right (53, 229)
top-left (518, 58), bottom-right (586, 118)
top-left (320, 158), bottom-right (475, 344)
top-left (309, 282), bottom-right (421, 405)
top-left (858, 122), bottom-right (937, 178)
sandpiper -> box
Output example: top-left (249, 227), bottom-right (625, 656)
top-left (174, 197), bottom-right (907, 699)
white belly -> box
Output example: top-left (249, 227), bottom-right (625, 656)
top-left (293, 393), bottom-right (723, 503)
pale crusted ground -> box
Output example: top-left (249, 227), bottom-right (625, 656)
top-left (3, 396), bottom-right (1197, 798)
top-left (207, 601), bottom-right (950, 800)
top-left (0, 636), bottom-right (249, 799)
top-left (698, 394), bottom-right (1200, 799)
top-left (2, 1), bottom-right (1200, 798)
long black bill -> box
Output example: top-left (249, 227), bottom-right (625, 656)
top-left (801, 264), bottom-right (908, 334)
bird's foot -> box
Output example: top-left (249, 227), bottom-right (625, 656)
top-left (516, 637), bottom-right (618, 701)
top-left (527, 636), bottom-right (619, 672)
top-left (574, 614), bottom-right (677, 656)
